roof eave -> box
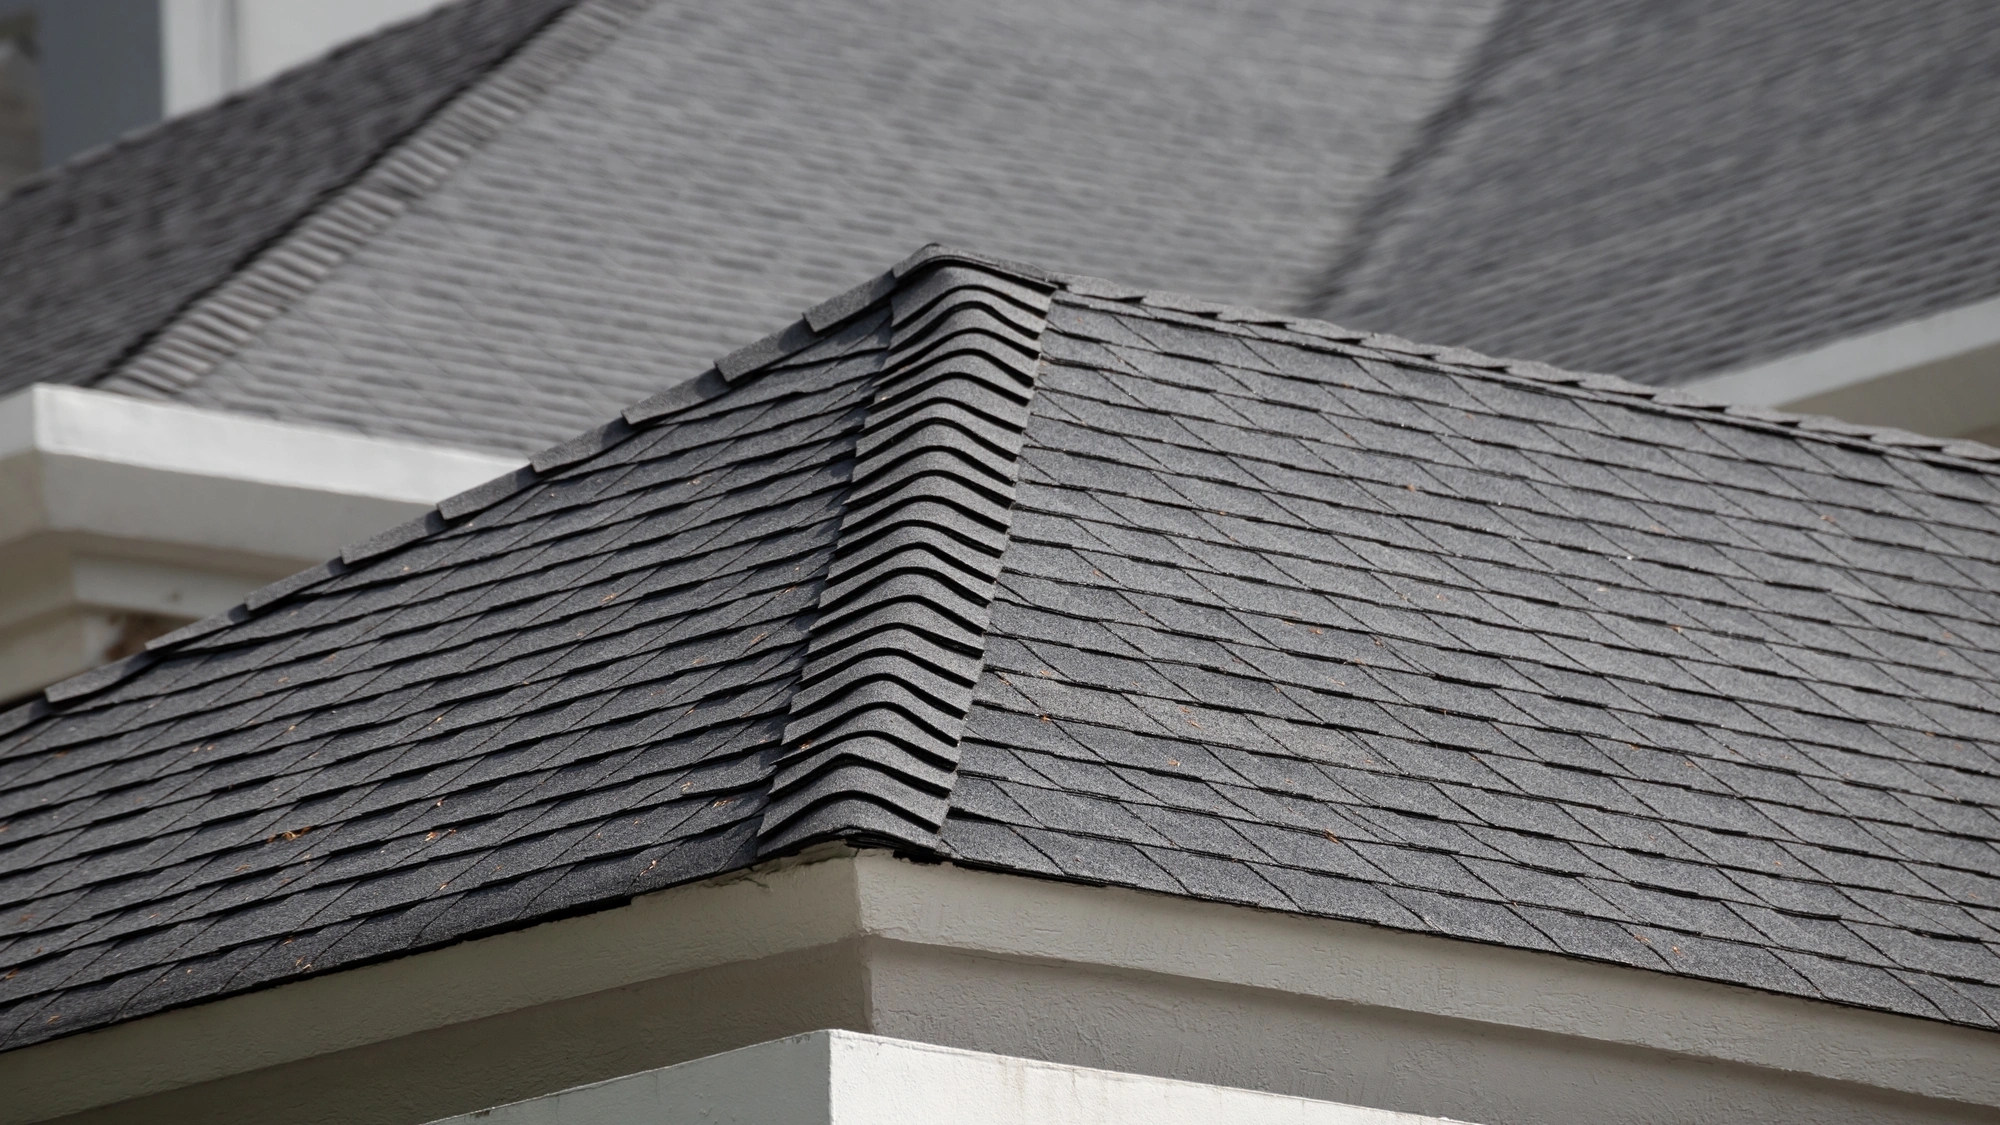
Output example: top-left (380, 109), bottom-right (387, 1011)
top-left (5, 850), bottom-right (1989, 1125)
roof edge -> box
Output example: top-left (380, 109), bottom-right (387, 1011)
top-left (13, 240), bottom-right (2000, 733)
top-left (1054, 274), bottom-right (2000, 467)
top-left (5, 851), bottom-right (1990, 1116)
top-left (95, 0), bottom-right (651, 401)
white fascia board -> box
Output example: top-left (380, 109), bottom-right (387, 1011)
top-left (0, 383), bottom-right (521, 559)
top-left (11, 382), bottom-right (516, 507)
top-left (8, 851), bottom-right (1993, 1124)
top-left (429, 1031), bottom-right (1458, 1125)
top-left (1682, 295), bottom-right (2000, 436)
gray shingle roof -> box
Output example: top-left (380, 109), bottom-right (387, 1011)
top-left (91, 0), bottom-right (1499, 453)
top-left (13, 0), bottom-right (2000, 446)
top-left (6, 246), bottom-right (2000, 1053)
top-left (0, 0), bottom-right (572, 399)
top-left (1310, 0), bottom-right (2000, 385)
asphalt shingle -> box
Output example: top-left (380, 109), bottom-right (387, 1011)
top-left (1314, 0), bottom-right (2000, 386)
top-left (6, 250), bottom-right (2000, 1058)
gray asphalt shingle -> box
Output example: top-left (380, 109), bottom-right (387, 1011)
top-left (1314, 0), bottom-right (2000, 385)
top-left (5, 248), bottom-right (2000, 1058)
top-left (72, 0), bottom-right (1493, 454)
top-left (0, 0), bottom-right (574, 399)
top-left (11, 0), bottom-right (2000, 467)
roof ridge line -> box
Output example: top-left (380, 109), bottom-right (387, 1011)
top-left (1055, 275), bottom-right (2000, 471)
top-left (755, 252), bottom-right (1057, 856)
top-left (18, 239), bottom-right (1990, 732)
top-left (94, 0), bottom-right (653, 401)
top-left (0, 243), bottom-right (1031, 741)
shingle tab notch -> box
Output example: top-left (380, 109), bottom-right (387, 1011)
top-left (758, 257), bottom-right (1054, 855)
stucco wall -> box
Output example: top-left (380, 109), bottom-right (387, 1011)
top-left (425, 1031), bottom-right (1454, 1125)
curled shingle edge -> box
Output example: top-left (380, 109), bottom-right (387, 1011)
top-left (757, 256), bottom-right (1055, 856)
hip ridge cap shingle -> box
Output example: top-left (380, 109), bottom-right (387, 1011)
top-left (757, 252), bottom-right (1056, 856)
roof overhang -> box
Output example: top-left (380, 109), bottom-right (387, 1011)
top-left (5, 850), bottom-right (1992, 1125)
top-left (0, 383), bottom-right (518, 699)
top-left (1682, 294), bottom-right (2000, 442)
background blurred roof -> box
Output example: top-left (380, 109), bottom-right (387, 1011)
top-left (0, 0), bottom-right (568, 404)
top-left (1310, 0), bottom-right (2000, 387)
top-left (2, 0), bottom-right (1998, 450)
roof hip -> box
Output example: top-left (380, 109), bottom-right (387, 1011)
top-left (760, 254), bottom-right (1057, 855)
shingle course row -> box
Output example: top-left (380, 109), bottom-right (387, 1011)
top-left (944, 291), bottom-right (2000, 1028)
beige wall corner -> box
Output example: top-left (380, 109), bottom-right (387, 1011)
top-left (1683, 295), bottom-right (2000, 441)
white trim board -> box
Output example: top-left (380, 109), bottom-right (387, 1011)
top-left (0, 383), bottom-right (520, 552)
top-left (6, 850), bottom-right (1993, 1125)
top-left (0, 382), bottom-right (522, 697)
top-left (426, 1031), bottom-right (1463, 1125)
top-left (1684, 295), bottom-right (2000, 439)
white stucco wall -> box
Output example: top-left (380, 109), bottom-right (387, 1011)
top-left (425, 1031), bottom-right (1463, 1125)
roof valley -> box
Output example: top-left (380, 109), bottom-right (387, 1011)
top-left (758, 259), bottom-right (1057, 855)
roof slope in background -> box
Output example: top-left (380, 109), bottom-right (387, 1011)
top-left (4, 248), bottom-right (2000, 1053)
top-left (1311, 0), bottom-right (2000, 385)
top-left (13, 0), bottom-right (2000, 442)
top-left (95, 0), bottom-right (1499, 454)
top-left (0, 0), bottom-right (570, 398)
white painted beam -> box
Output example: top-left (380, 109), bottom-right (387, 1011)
top-left (424, 1031), bottom-right (1459, 1125)
top-left (1683, 295), bottom-right (2000, 442)
top-left (0, 383), bottom-right (520, 698)
top-left (0, 382), bottom-right (517, 555)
